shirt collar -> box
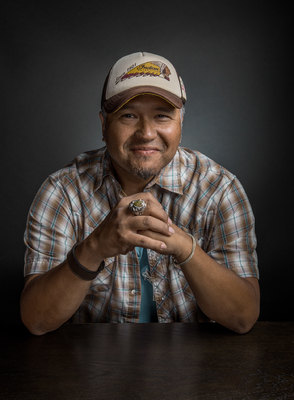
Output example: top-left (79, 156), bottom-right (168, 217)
top-left (145, 149), bottom-right (183, 195)
top-left (94, 148), bottom-right (116, 192)
top-left (94, 147), bottom-right (183, 195)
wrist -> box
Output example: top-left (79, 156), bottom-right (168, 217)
top-left (75, 237), bottom-right (104, 271)
top-left (67, 243), bottom-right (105, 281)
top-left (173, 233), bottom-right (196, 266)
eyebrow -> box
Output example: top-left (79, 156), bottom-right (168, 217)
top-left (119, 104), bottom-right (176, 113)
top-left (154, 106), bottom-right (176, 113)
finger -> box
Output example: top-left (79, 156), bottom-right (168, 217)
top-left (129, 215), bottom-right (175, 237)
top-left (145, 202), bottom-right (169, 223)
top-left (122, 192), bottom-right (169, 223)
top-left (128, 231), bottom-right (167, 252)
top-left (137, 230), bottom-right (173, 255)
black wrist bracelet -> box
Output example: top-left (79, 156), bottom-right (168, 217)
top-left (67, 243), bottom-right (105, 281)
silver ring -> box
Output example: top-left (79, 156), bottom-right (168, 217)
top-left (128, 199), bottom-right (147, 216)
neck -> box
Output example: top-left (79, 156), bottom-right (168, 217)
top-left (120, 177), bottom-right (153, 196)
top-left (113, 167), bottom-right (154, 196)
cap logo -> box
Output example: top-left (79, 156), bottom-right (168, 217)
top-left (115, 61), bottom-right (171, 84)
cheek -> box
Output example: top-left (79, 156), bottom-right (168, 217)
top-left (164, 126), bottom-right (182, 149)
top-left (104, 129), bottom-right (126, 150)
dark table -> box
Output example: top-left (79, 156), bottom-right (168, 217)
top-left (1, 322), bottom-right (293, 400)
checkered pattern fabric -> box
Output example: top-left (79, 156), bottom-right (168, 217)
top-left (24, 147), bottom-right (258, 323)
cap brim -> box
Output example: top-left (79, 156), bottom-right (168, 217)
top-left (103, 85), bottom-right (184, 113)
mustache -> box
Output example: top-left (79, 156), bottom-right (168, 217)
top-left (126, 140), bottom-right (166, 152)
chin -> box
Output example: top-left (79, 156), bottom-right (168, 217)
top-left (127, 156), bottom-right (172, 180)
top-left (133, 167), bottom-right (161, 180)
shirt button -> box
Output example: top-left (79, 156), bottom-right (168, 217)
top-left (131, 289), bottom-right (136, 295)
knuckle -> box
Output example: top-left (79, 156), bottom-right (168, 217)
top-left (140, 235), bottom-right (147, 244)
top-left (116, 220), bottom-right (125, 230)
top-left (146, 192), bottom-right (155, 202)
top-left (115, 223), bottom-right (124, 236)
top-left (138, 236), bottom-right (146, 247)
top-left (142, 216), bottom-right (150, 227)
top-left (117, 229), bottom-right (129, 245)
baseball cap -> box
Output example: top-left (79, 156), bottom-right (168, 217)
top-left (101, 51), bottom-right (187, 113)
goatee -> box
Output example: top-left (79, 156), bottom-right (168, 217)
top-left (128, 164), bottom-right (161, 180)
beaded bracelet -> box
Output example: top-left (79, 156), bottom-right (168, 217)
top-left (173, 233), bottom-right (196, 267)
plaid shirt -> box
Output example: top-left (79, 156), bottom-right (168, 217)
top-left (24, 146), bottom-right (258, 323)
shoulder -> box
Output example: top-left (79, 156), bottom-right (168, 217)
top-left (31, 148), bottom-right (106, 208)
top-left (48, 147), bottom-right (106, 190)
top-left (177, 147), bottom-right (236, 190)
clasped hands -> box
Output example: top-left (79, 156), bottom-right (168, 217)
top-left (85, 192), bottom-right (192, 266)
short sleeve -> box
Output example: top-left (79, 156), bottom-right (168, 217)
top-left (24, 175), bottom-right (76, 276)
top-left (206, 178), bottom-right (259, 279)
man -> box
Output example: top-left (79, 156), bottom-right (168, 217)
top-left (21, 52), bottom-right (260, 335)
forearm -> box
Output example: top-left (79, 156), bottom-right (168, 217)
top-left (180, 244), bottom-right (260, 334)
top-left (21, 193), bottom-right (173, 335)
top-left (20, 260), bottom-right (93, 335)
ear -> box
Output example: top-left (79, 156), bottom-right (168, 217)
top-left (180, 106), bottom-right (185, 128)
top-left (99, 111), bottom-right (107, 138)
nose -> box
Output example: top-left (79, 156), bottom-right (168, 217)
top-left (135, 117), bottom-right (157, 140)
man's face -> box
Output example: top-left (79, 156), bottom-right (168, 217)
top-left (100, 95), bottom-right (182, 184)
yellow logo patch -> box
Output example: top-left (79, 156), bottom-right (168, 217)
top-left (115, 61), bottom-right (171, 84)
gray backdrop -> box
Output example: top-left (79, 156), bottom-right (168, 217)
top-left (3, 1), bottom-right (292, 325)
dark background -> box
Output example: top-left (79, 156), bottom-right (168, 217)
top-left (3, 1), bottom-right (292, 326)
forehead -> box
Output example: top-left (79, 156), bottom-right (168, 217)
top-left (118, 94), bottom-right (177, 112)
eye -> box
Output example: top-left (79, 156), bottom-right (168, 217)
top-left (156, 114), bottom-right (170, 120)
top-left (121, 113), bottom-right (135, 119)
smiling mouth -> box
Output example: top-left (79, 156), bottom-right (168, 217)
top-left (130, 146), bottom-right (161, 153)
top-left (130, 147), bottom-right (161, 156)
